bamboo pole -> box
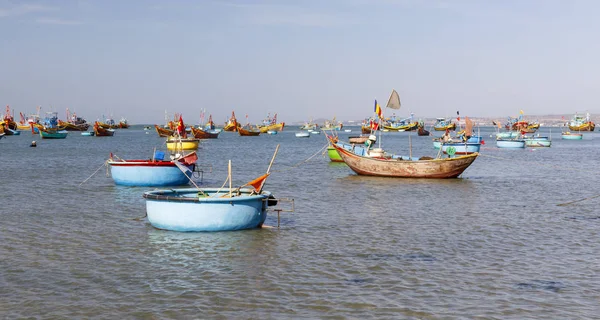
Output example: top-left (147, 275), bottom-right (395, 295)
top-left (228, 160), bottom-right (232, 197)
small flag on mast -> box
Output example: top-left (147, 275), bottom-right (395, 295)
top-left (374, 100), bottom-right (382, 119)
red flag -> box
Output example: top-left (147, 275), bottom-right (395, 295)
top-left (177, 114), bottom-right (185, 136)
top-left (243, 173), bottom-right (270, 193)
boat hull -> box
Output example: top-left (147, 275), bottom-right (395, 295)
top-left (143, 188), bottom-right (270, 232)
top-left (109, 161), bottom-right (194, 186)
top-left (524, 138), bottom-right (551, 147)
top-left (441, 142), bottom-right (481, 155)
top-left (496, 139), bottom-right (525, 148)
top-left (568, 123), bottom-right (595, 132)
top-left (327, 146), bottom-right (343, 162)
top-left (166, 138), bottom-right (200, 150)
top-left (258, 123), bottom-right (285, 133)
top-left (295, 132), bottom-right (310, 138)
top-left (561, 133), bottom-right (583, 140)
top-left (331, 143), bottom-right (478, 178)
top-left (39, 130), bottom-right (68, 139)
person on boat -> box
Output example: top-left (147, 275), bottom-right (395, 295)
top-left (442, 129), bottom-right (451, 142)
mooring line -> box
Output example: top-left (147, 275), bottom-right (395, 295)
top-left (79, 161), bottom-right (108, 187)
top-left (271, 144), bottom-right (328, 173)
top-left (557, 194), bottom-right (600, 206)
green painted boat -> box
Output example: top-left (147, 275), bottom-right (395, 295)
top-left (327, 146), bottom-right (343, 162)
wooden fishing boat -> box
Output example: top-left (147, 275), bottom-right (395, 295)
top-left (143, 146), bottom-right (280, 232)
top-left (223, 111), bottom-right (241, 132)
top-left (166, 137), bottom-right (199, 150)
top-left (348, 136), bottom-right (368, 144)
top-left (190, 126), bottom-right (220, 139)
top-left (97, 119), bottom-right (119, 129)
top-left (155, 124), bottom-right (174, 137)
top-left (320, 117), bottom-right (343, 131)
top-left (108, 151), bottom-right (197, 186)
top-left (561, 132), bottom-right (583, 140)
top-left (94, 122), bottom-right (115, 136)
top-left (418, 126), bottom-right (430, 136)
top-left (433, 118), bottom-right (456, 131)
top-left (329, 90), bottom-right (478, 178)
top-left (38, 127), bottom-right (68, 139)
top-left (567, 113), bottom-right (595, 131)
top-left (57, 120), bottom-right (89, 131)
top-left (382, 121), bottom-right (418, 132)
top-left (118, 118), bottom-right (130, 129)
top-left (329, 136), bottom-right (478, 178)
top-left (238, 126), bottom-right (261, 136)
top-left (300, 119), bottom-right (318, 131)
top-left (258, 113), bottom-right (285, 133)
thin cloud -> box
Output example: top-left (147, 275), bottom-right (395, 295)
top-left (0, 4), bottom-right (57, 17)
top-left (216, 2), bottom-right (356, 27)
top-left (36, 18), bottom-right (82, 25)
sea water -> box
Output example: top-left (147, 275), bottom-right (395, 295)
top-left (1, 126), bottom-right (599, 318)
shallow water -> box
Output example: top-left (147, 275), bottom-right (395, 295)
top-left (1, 126), bottom-right (599, 319)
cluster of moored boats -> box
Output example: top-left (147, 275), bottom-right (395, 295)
top-left (0, 105), bottom-right (128, 139)
top-left (326, 91), bottom-right (596, 180)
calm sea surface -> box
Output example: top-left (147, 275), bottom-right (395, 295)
top-left (1, 126), bottom-right (599, 319)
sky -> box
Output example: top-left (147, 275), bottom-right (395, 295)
top-left (1, 0), bottom-right (600, 124)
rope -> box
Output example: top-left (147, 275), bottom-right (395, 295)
top-left (271, 143), bottom-right (328, 173)
top-left (557, 194), bottom-right (600, 206)
top-left (79, 161), bottom-right (108, 187)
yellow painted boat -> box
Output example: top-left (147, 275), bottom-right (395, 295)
top-left (258, 122), bottom-right (285, 133)
top-left (166, 137), bottom-right (200, 151)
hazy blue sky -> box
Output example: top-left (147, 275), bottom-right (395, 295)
top-left (2, 0), bottom-right (599, 124)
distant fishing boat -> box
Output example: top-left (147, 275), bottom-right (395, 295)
top-left (561, 131), bottom-right (583, 140)
top-left (295, 132), bottom-right (310, 138)
top-left (433, 118), bottom-right (456, 131)
top-left (496, 138), bottom-right (525, 148)
top-left (523, 135), bottom-right (551, 147)
top-left (81, 131), bottom-right (95, 136)
top-left (94, 122), bottom-right (115, 136)
top-left (258, 113), bottom-right (285, 133)
top-left (190, 126), bottom-right (220, 139)
top-left (39, 127), bottom-right (68, 139)
top-left (567, 113), bottom-right (595, 131)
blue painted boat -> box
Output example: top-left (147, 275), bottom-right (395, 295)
top-left (143, 188), bottom-right (273, 232)
top-left (433, 136), bottom-right (483, 149)
top-left (143, 145), bottom-right (281, 232)
top-left (496, 138), bottom-right (525, 148)
top-left (81, 131), bottom-right (95, 136)
top-left (39, 128), bottom-right (68, 139)
top-left (441, 142), bottom-right (481, 155)
top-left (561, 132), bottom-right (583, 140)
top-left (108, 151), bottom-right (197, 186)
top-left (496, 131), bottom-right (520, 139)
top-left (524, 136), bottom-right (551, 147)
